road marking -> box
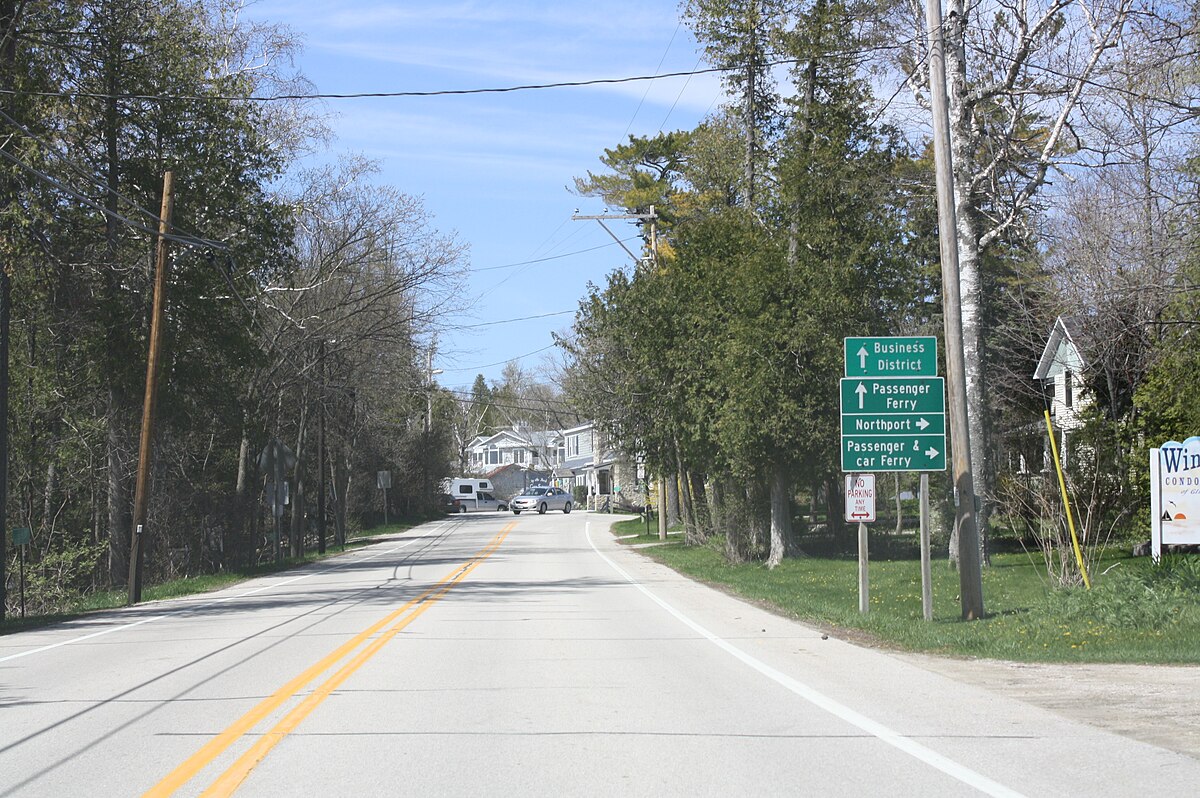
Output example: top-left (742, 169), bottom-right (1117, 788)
top-left (584, 522), bottom-right (1025, 798)
top-left (0, 614), bottom-right (170, 663)
top-left (0, 522), bottom-right (453, 664)
top-left (146, 522), bottom-right (513, 798)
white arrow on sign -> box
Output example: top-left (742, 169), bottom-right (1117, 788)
top-left (857, 346), bottom-right (868, 370)
top-left (916, 417), bottom-right (930, 430)
top-left (925, 447), bottom-right (940, 459)
top-left (856, 382), bottom-right (867, 409)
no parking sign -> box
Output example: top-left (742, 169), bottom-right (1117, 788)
top-left (845, 474), bottom-right (876, 523)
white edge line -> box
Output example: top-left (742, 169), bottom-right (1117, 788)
top-left (584, 521), bottom-right (1025, 798)
top-left (0, 615), bottom-right (168, 663)
top-left (0, 522), bottom-right (452, 664)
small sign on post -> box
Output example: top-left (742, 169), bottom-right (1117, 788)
top-left (377, 470), bottom-right (392, 525)
top-left (844, 474), bottom-right (876, 522)
top-left (12, 528), bottom-right (30, 618)
top-left (845, 475), bottom-right (875, 615)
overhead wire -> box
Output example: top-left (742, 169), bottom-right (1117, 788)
top-left (0, 107), bottom-right (229, 251)
top-left (468, 236), bottom-right (640, 273)
top-left (623, 20), bottom-right (682, 140)
top-left (439, 342), bottom-right (560, 374)
top-left (451, 310), bottom-right (574, 330)
top-left (0, 41), bottom-right (937, 106)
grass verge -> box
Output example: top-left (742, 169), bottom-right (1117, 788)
top-left (610, 518), bottom-right (1200, 664)
top-left (0, 521), bottom-right (416, 635)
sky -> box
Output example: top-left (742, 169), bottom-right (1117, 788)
top-left (241, 1), bottom-right (728, 392)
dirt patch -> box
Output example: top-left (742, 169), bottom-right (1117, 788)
top-left (898, 653), bottom-right (1200, 760)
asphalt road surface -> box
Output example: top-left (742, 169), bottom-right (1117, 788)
top-left (2, 511), bottom-right (1198, 797)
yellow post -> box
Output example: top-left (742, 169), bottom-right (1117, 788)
top-left (1043, 410), bottom-right (1091, 589)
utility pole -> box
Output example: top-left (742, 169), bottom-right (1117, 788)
top-left (424, 342), bottom-right (442, 508)
top-left (925, 0), bottom-right (984, 619)
top-left (128, 171), bottom-right (174, 605)
top-left (317, 340), bottom-right (327, 555)
top-left (571, 208), bottom-right (658, 270)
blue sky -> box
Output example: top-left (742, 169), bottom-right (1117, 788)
top-left (242, 2), bottom-right (727, 390)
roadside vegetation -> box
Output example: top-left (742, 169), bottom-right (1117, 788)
top-left (0, 521), bottom-right (415, 634)
top-left (612, 517), bottom-right (1200, 664)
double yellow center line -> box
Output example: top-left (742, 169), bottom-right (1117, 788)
top-left (146, 522), bottom-right (514, 797)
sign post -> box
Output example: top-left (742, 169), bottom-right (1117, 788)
top-left (377, 470), bottom-right (392, 526)
top-left (842, 336), bottom-right (944, 619)
top-left (845, 475), bottom-right (875, 615)
top-left (12, 526), bottom-right (29, 617)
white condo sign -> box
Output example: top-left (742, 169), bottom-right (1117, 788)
top-left (1149, 437), bottom-right (1200, 561)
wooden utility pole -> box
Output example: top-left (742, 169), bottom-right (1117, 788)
top-left (128, 171), bottom-right (174, 605)
top-left (925, 1), bottom-right (985, 619)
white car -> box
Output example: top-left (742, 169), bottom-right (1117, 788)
top-left (510, 486), bottom-right (572, 515)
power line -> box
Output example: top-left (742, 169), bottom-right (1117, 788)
top-left (439, 342), bottom-right (560, 374)
top-left (0, 46), bottom-right (921, 105)
top-left (452, 310), bottom-right (574, 330)
top-left (469, 237), bottom-right (638, 273)
top-left (0, 108), bottom-right (229, 250)
top-left (624, 20), bottom-right (682, 140)
top-left (0, 144), bottom-right (226, 251)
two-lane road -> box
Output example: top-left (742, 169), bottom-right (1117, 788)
top-left (2, 511), bottom-right (1197, 796)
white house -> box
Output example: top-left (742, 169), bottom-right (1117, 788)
top-left (464, 423), bottom-right (646, 509)
top-left (466, 430), bottom-right (539, 474)
top-left (1033, 315), bottom-right (1089, 466)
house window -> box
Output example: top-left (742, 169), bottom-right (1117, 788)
top-left (1064, 369), bottom-right (1073, 408)
top-left (568, 435), bottom-right (580, 457)
top-left (487, 446), bottom-right (500, 465)
top-left (514, 449), bottom-right (525, 464)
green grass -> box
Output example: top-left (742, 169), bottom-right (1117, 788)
top-left (609, 518), bottom-right (1200, 664)
top-left (1, 521), bottom-right (416, 634)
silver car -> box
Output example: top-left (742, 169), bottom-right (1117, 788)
top-left (510, 486), bottom-right (572, 515)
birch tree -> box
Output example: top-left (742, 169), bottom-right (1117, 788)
top-left (896, 0), bottom-right (1144, 553)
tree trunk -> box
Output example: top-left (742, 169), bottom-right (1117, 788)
top-left (236, 428), bottom-right (249, 497)
top-left (690, 472), bottom-right (710, 540)
top-left (894, 473), bottom-right (903, 535)
top-left (674, 439), bottom-right (698, 543)
top-left (290, 402), bottom-right (308, 557)
top-left (106, 388), bottom-right (129, 586)
top-left (824, 476), bottom-right (842, 540)
top-left (767, 464), bottom-right (791, 568)
top-left (666, 476), bottom-right (680, 526)
top-left (945, 1), bottom-right (989, 561)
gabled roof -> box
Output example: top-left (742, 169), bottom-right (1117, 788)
top-left (472, 429), bottom-right (534, 449)
top-left (1034, 315), bottom-right (1087, 380)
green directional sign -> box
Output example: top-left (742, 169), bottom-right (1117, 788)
top-left (845, 336), bottom-right (938, 377)
top-left (842, 435), bottom-right (947, 472)
top-left (840, 377), bottom-right (945, 415)
top-left (839, 376), bottom-right (947, 472)
top-left (841, 412), bottom-right (945, 436)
